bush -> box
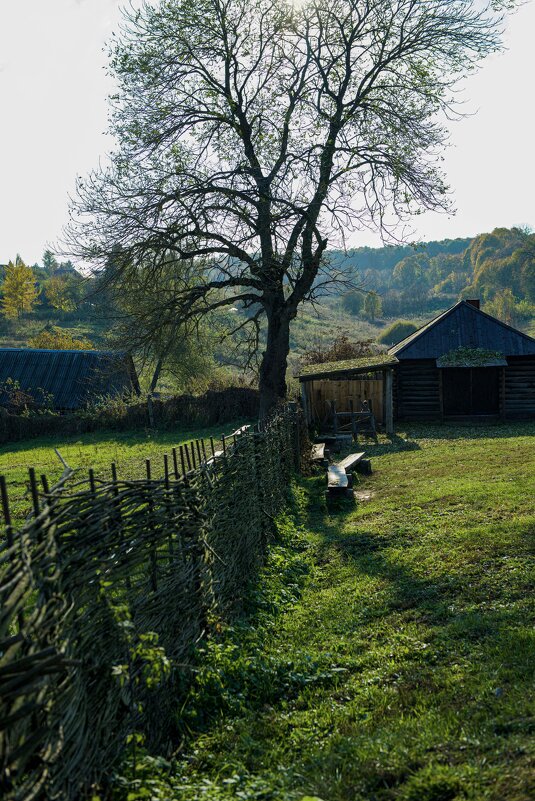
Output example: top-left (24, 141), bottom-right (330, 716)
top-left (341, 289), bottom-right (365, 315)
top-left (377, 319), bottom-right (419, 346)
top-left (0, 387), bottom-right (260, 445)
top-left (300, 336), bottom-right (378, 367)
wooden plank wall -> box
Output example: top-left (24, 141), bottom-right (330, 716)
top-left (304, 376), bottom-right (384, 424)
top-left (504, 357), bottom-right (535, 419)
top-left (395, 360), bottom-right (441, 420)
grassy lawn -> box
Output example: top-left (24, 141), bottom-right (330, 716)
top-left (130, 422), bottom-right (535, 801)
top-left (0, 420), bottom-right (247, 526)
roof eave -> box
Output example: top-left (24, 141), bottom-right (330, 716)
top-left (299, 359), bottom-right (398, 381)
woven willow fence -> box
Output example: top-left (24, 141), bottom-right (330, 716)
top-left (0, 404), bottom-right (307, 801)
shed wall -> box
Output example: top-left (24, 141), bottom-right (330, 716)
top-left (504, 357), bottom-right (535, 419)
top-left (303, 376), bottom-right (384, 424)
top-left (394, 360), bottom-right (441, 421)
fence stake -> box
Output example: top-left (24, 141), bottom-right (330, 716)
top-left (222, 434), bottom-right (227, 455)
top-left (184, 444), bottom-right (192, 471)
top-left (0, 475), bottom-right (13, 548)
top-left (163, 454), bottom-right (174, 556)
top-left (190, 442), bottom-right (197, 470)
top-left (146, 459), bottom-right (158, 592)
top-left (172, 448), bottom-right (179, 479)
top-left (0, 475), bottom-right (24, 629)
top-left (164, 455), bottom-right (170, 489)
top-left (111, 463), bottom-right (131, 590)
top-left (196, 440), bottom-right (202, 466)
top-left (28, 467), bottom-right (40, 518)
top-left (88, 469), bottom-right (96, 495)
top-left (210, 436), bottom-right (215, 457)
top-left (201, 439), bottom-right (207, 463)
top-left (179, 445), bottom-right (187, 475)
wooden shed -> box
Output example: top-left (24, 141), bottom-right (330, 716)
top-left (390, 300), bottom-right (535, 421)
top-left (0, 348), bottom-right (140, 411)
top-left (299, 354), bottom-right (398, 434)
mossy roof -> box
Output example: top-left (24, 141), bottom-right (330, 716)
top-left (436, 347), bottom-right (508, 368)
top-left (299, 353), bottom-right (398, 381)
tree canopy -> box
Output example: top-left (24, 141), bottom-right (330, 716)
top-left (1, 258), bottom-right (39, 319)
top-left (66, 0), bottom-right (504, 414)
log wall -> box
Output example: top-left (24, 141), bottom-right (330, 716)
top-left (394, 360), bottom-right (441, 421)
top-left (395, 357), bottom-right (535, 421)
top-left (504, 357), bottom-right (535, 419)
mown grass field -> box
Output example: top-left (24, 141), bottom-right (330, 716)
top-left (0, 420), bottom-right (247, 526)
top-left (122, 422), bottom-right (535, 801)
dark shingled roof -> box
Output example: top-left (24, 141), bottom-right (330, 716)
top-left (389, 301), bottom-right (535, 360)
top-left (0, 348), bottom-right (139, 410)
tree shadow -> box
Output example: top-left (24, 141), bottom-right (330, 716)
top-left (294, 483), bottom-right (535, 798)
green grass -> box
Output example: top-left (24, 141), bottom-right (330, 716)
top-left (0, 420), bottom-right (247, 526)
top-left (120, 422), bottom-right (535, 801)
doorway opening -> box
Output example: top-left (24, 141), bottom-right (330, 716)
top-left (441, 367), bottom-right (500, 417)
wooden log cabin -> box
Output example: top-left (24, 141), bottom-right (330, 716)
top-left (390, 299), bottom-right (535, 421)
top-left (299, 300), bottom-right (535, 427)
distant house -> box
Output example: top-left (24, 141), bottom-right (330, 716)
top-left (299, 299), bottom-right (535, 428)
top-left (0, 348), bottom-right (140, 411)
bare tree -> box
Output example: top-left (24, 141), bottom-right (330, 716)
top-left (65, 0), bottom-right (503, 417)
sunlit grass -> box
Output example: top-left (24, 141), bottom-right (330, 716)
top-left (0, 420), bottom-right (247, 526)
top-left (122, 421), bottom-right (535, 801)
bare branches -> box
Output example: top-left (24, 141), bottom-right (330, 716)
top-left (64, 0), bottom-right (505, 411)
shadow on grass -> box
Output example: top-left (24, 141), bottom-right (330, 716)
top-left (328, 420), bottom-right (535, 466)
top-left (0, 418), bottom-right (254, 458)
top-left (293, 479), bottom-right (535, 799)
top-left (396, 419), bottom-right (535, 443)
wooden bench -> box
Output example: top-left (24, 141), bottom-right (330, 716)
top-left (327, 464), bottom-right (349, 490)
top-left (327, 451), bottom-right (371, 498)
top-left (337, 452), bottom-right (366, 473)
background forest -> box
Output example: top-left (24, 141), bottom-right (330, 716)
top-left (2, 226), bottom-right (534, 394)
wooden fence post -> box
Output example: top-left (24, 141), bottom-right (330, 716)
top-left (385, 369), bottom-right (394, 437)
top-left (146, 459), bottom-right (158, 592)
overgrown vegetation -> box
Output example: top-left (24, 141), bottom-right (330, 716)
top-left (2, 225), bottom-right (534, 398)
top-left (110, 423), bottom-right (535, 801)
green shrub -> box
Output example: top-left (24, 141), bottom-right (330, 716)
top-left (377, 319), bottom-right (419, 346)
top-left (341, 289), bottom-right (365, 315)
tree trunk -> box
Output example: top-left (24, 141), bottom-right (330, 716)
top-left (149, 356), bottom-right (164, 395)
top-left (258, 304), bottom-right (292, 420)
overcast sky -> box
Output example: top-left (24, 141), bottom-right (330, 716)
top-left (0, 0), bottom-right (534, 265)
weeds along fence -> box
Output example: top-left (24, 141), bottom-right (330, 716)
top-left (0, 386), bottom-right (260, 445)
top-left (0, 404), bottom-right (308, 801)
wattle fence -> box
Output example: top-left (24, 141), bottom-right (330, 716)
top-left (0, 404), bottom-right (308, 801)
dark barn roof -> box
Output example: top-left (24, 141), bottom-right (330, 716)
top-left (0, 348), bottom-right (139, 410)
top-left (390, 301), bottom-right (535, 360)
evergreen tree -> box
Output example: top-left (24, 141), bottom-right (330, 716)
top-left (42, 250), bottom-right (59, 274)
top-left (1, 259), bottom-right (39, 319)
